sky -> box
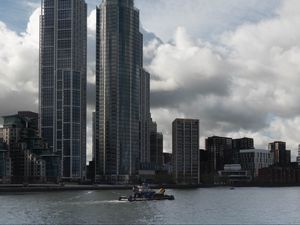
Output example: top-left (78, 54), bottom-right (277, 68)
top-left (1, 0), bottom-right (300, 161)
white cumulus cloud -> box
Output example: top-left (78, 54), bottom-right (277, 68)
top-left (147, 0), bottom-right (300, 159)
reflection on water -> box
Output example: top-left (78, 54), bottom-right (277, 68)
top-left (1, 187), bottom-right (300, 224)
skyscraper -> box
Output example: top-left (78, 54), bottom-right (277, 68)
top-left (95, 0), bottom-right (143, 183)
top-left (205, 136), bottom-right (233, 172)
top-left (150, 120), bottom-right (163, 168)
top-left (172, 119), bottom-right (200, 184)
top-left (140, 70), bottom-right (151, 164)
top-left (39, 0), bottom-right (87, 180)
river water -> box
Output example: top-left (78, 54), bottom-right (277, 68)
top-left (1, 187), bottom-right (300, 224)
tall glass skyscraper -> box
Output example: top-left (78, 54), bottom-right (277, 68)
top-left (39, 0), bottom-right (87, 180)
top-left (140, 69), bottom-right (151, 164)
top-left (95, 0), bottom-right (144, 183)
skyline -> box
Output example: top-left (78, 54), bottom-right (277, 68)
top-left (1, 0), bottom-right (300, 161)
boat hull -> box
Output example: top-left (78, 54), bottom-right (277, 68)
top-left (119, 194), bottom-right (175, 202)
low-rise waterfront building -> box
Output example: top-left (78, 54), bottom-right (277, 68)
top-left (218, 164), bottom-right (251, 184)
top-left (258, 163), bottom-right (300, 185)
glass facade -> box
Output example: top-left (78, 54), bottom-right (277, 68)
top-left (40, 0), bottom-right (87, 180)
top-left (96, 0), bottom-right (143, 181)
top-left (140, 70), bottom-right (151, 164)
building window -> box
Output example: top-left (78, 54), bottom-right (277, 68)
top-left (58, 20), bottom-right (71, 29)
top-left (58, 10), bottom-right (71, 19)
top-left (63, 107), bottom-right (71, 123)
top-left (41, 88), bottom-right (53, 107)
top-left (64, 90), bottom-right (71, 105)
top-left (58, 40), bottom-right (71, 49)
top-left (63, 157), bottom-right (70, 177)
top-left (63, 123), bottom-right (71, 139)
top-left (64, 71), bottom-right (71, 89)
top-left (58, 0), bottom-right (71, 9)
top-left (44, 0), bottom-right (54, 8)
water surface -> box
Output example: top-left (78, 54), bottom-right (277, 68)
top-left (1, 187), bottom-right (300, 224)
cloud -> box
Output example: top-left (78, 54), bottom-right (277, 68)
top-left (136, 0), bottom-right (281, 42)
top-left (1, 0), bottom-right (300, 162)
top-left (0, 7), bottom-right (40, 116)
top-left (146, 0), bottom-right (300, 158)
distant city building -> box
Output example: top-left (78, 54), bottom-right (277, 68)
top-left (39, 0), bottom-right (87, 181)
top-left (297, 145), bottom-right (300, 166)
top-left (0, 129), bottom-right (3, 143)
top-left (150, 121), bottom-right (163, 168)
top-left (239, 149), bottom-right (273, 179)
top-left (163, 153), bottom-right (172, 174)
top-left (10, 149), bottom-right (46, 184)
top-left (1, 112), bottom-right (60, 184)
top-left (1, 112), bottom-right (38, 150)
top-left (0, 142), bottom-right (11, 184)
top-left (95, 0), bottom-right (144, 183)
top-left (233, 137), bottom-right (254, 150)
top-left (205, 136), bottom-right (233, 172)
top-left (92, 112), bottom-right (96, 162)
top-left (218, 164), bottom-right (251, 184)
top-left (199, 149), bottom-right (213, 183)
top-left (86, 160), bottom-right (95, 182)
top-left (268, 141), bottom-right (291, 166)
top-left (258, 163), bottom-right (300, 185)
top-left (172, 119), bottom-right (200, 184)
top-left (163, 153), bottom-right (172, 165)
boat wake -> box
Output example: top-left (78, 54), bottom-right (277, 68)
top-left (68, 200), bottom-right (127, 205)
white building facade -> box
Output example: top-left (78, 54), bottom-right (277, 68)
top-left (239, 149), bottom-right (273, 178)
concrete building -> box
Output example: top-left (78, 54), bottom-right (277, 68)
top-left (268, 141), bottom-right (291, 166)
top-left (205, 136), bottom-right (233, 172)
top-left (95, 0), bottom-right (143, 183)
top-left (239, 149), bottom-right (273, 179)
top-left (172, 119), bottom-right (200, 184)
top-left (39, 0), bottom-right (87, 181)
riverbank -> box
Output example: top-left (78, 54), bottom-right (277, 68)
top-left (0, 184), bottom-right (202, 193)
top-left (0, 183), bottom-right (300, 193)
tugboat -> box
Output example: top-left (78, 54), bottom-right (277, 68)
top-left (119, 184), bottom-right (175, 202)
